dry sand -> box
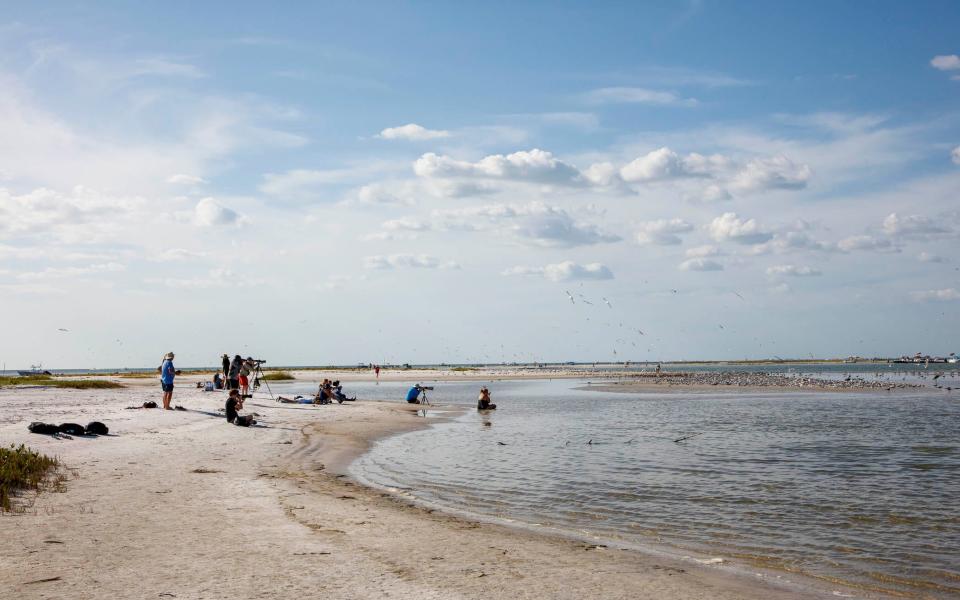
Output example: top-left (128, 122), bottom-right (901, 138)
top-left (1, 375), bottom-right (868, 599)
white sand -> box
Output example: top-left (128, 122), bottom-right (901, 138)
top-left (1, 375), bottom-right (857, 599)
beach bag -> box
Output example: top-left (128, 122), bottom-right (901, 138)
top-left (58, 423), bottom-right (87, 436)
top-left (143, 401), bottom-right (157, 409)
top-left (86, 421), bottom-right (109, 435)
top-left (28, 422), bottom-right (60, 435)
top-left (204, 382), bottom-right (214, 392)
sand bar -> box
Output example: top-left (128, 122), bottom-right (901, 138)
top-left (1, 376), bottom-right (885, 599)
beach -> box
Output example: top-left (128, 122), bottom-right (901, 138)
top-left (0, 372), bottom-right (855, 600)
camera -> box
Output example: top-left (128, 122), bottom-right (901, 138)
top-left (417, 385), bottom-right (434, 391)
top-left (249, 359), bottom-right (266, 364)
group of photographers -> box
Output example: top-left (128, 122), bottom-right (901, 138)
top-left (215, 354), bottom-right (260, 394)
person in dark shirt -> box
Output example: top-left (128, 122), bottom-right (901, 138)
top-left (225, 389), bottom-right (242, 423)
top-left (221, 354), bottom-right (230, 386)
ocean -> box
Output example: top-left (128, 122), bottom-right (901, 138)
top-left (272, 367), bottom-right (960, 597)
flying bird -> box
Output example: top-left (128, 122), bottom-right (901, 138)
top-left (602, 297), bottom-right (612, 308)
top-left (733, 291), bottom-right (745, 301)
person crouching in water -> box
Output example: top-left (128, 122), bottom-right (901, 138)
top-left (477, 386), bottom-right (496, 410)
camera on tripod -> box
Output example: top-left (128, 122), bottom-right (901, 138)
top-left (249, 359), bottom-right (266, 365)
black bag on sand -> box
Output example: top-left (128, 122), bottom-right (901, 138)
top-left (234, 415), bottom-right (256, 427)
top-left (58, 423), bottom-right (87, 436)
top-left (28, 422), bottom-right (60, 435)
top-left (143, 401), bottom-right (157, 409)
top-left (86, 421), bottom-right (109, 435)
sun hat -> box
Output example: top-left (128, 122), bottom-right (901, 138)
top-left (164, 352), bottom-right (175, 359)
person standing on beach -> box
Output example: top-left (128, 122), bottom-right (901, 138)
top-left (221, 354), bottom-right (230, 387)
top-left (228, 355), bottom-right (242, 390)
top-left (238, 357), bottom-right (253, 396)
top-left (374, 364), bottom-right (380, 384)
top-left (160, 352), bottom-right (176, 410)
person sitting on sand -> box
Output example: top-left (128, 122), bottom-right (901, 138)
top-left (213, 372), bottom-right (223, 390)
top-left (477, 386), bottom-right (496, 410)
top-left (225, 389), bottom-right (242, 423)
top-left (331, 380), bottom-right (353, 403)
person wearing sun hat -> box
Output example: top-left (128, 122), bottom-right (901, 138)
top-left (160, 351), bottom-right (177, 410)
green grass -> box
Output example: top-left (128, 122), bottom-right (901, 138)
top-left (0, 444), bottom-right (60, 512)
top-left (0, 375), bottom-right (123, 389)
top-left (261, 371), bottom-right (295, 381)
top-left (449, 367), bottom-right (478, 372)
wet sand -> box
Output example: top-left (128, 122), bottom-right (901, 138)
top-left (1, 376), bottom-right (886, 599)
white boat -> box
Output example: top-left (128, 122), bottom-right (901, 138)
top-left (17, 363), bottom-right (52, 376)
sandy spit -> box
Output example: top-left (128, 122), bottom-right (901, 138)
top-left (1, 377), bottom-right (861, 599)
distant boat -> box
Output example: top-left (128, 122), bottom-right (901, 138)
top-left (17, 364), bottom-right (52, 376)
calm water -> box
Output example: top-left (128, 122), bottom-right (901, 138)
top-left (323, 376), bottom-right (960, 599)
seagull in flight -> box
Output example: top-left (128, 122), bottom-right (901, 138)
top-left (565, 290), bottom-right (575, 304)
top-left (602, 297), bottom-right (612, 308)
top-left (57, 328), bottom-right (69, 332)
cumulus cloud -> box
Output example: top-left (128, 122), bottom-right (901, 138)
top-left (918, 252), bottom-right (945, 263)
top-left (0, 185), bottom-right (146, 241)
top-left (766, 265), bottom-right (822, 277)
top-left (17, 262), bottom-right (126, 280)
top-left (167, 174), bottom-right (207, 185)
top-left (730, 155), bottom-right (812, 192)
top-left (503, 261), bottom-right (614, 282)
top-left (147, 267), bottom-right (263, 289)
top-left (685, 245), bottom-right (721, 258)
top-left (882, 212), bottom-right (951, 238)
top-left (377, 123), bottom-right (451, 141)
top-left (911, 288), bottom-right (960, 302)
top-left (363, 254), bottom-right (460, 270)
top-left (635, 218), bottom-right (694, 245)
top-left (708, 212), bottom-right (772, 244)
top-left (151, 248), bottom-right (209, 262)
top-left (414, 149), bottom-right (585, 186)
top-left (747, 231), bottom-right (834, 255)
top-left (194, 198), bottom-right (243, 227)
top-left (619, 147), bottom-right (726, 183)
top-left (837, 235), bottom-right (897, 253)
top-left (432, 201), bottom-right (620, 248)
top-left (678, 258), bottom-right (723, 272)
top-left (931, 55), bottom-right (960, 71)
top-left (585, 87), bottom-right (698, 107)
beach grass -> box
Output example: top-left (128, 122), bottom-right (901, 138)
top-left (0, 444), bottom-right (60, 512)
top-left (450, 367), bottom-right (478, 372)
top-left (261, 371), bottom-right (295, 381)
top-left (0, 375), bottom-right (123, 389)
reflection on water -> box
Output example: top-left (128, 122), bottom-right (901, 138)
top-left (342, 377), bottom-right (960, 599)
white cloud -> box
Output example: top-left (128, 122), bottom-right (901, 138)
top-left (635, 218), bottom-right (694, 245)
top-left (730, 155), bottom-right (812, 192)
top-left (413, 149), bottom-right (585, 186)
top-left (381, 217), bottom-right (430, 232)
top-left (363, 254), bottom-right (460, 270)
top-left (147, 267), bottom-right (261, 289)
top-left (167, 174), bottom-right (207, 185)
top-left (678, 258), bottom-right (724, 272)
top-left (766, 265), bottom-right (822, 277)
top-left (882, 212), bottom-right (950, 237)
top-left (194, 197), bottom-right (243, 227)
top-left (931, 55), bottom-right (960, 71)
top-left (0, 185), bottom-right (146, 240)
top-left (685, 244), bottom-right (721, 258)
top-left (17, 262), bottom-right (126, 280)
top-left (151, 248), bottom-right (209, 262)
top-left (619, 147), bottom-right (726, 183)
top-left (952, 146), bottom-right (960, 165)
top-left (503, 261), bottom-right (614, 282)
top-left (708, 212), bottom-right (773, 244)
top-left (747, 231), bottom-right (834, 255)
top-left (432, 201), bottom-right (621, 247)
top-left (918, 252), bottom-right (945, 263)
top-left (837, 235), bottom-right (897, 253)
top-left (911, 288), bottom-right (960, 302)
top-left (377, 123), bottom-right (451, 141)
top-left (585, 87), bottom-right (697, 107)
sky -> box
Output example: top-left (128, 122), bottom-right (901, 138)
top-left (1, 1), bottom-right (959, 369)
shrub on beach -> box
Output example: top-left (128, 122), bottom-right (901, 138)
top-left (0, 444), bottom-right (60, 512)
top-left (0, 375), bottom-right (123, 389)
top-left (261, 371), bottom-right (295, 381)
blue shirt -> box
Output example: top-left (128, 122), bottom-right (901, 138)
top-left (161, 359), bottom-right (175, 384)
top-left (405, 386), bottom-right (420, 402)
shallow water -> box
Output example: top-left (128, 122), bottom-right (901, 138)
top-left (314, 376), bottom-right (960, 599)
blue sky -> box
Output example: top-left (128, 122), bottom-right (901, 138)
top-left (1, 1), bottom-right (959, 368)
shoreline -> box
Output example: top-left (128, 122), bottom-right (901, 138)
top-left (1, 379), bottom-right (897, 599)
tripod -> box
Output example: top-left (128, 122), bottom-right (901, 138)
top-left (250, 362), bottom-right (276, 401)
